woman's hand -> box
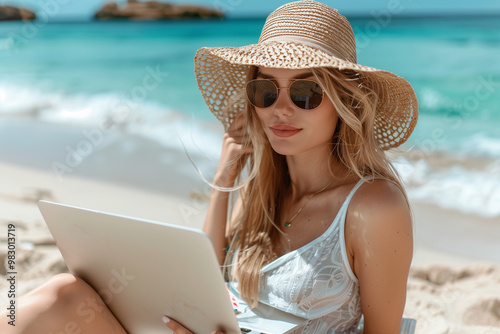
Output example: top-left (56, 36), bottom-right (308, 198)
top-left (162, 316), bottom-right (225, 334)
top-left (203, 112), bottom-right (253, 265)
top-left (214, 113), bottom-right (253, 188)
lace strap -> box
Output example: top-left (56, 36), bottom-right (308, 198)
top-left (338, 176), bottom-right (375, 281)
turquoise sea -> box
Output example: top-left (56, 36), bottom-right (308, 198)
top-left (0, 17), bottom-right (499, 217)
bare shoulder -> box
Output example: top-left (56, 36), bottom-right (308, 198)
top-left (345, 178), bottom-right (414, 331)
top-left (345, 178), bottom-right (413, 259)
top-left (351, 178), bottom-right (409, 213)
top-left (348, 178), bottom-right (411, 227)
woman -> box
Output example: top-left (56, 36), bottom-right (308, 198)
top-left (2, 1), bottom-right (417, 333)
top-left (190, 1), bottom-right (416, 332)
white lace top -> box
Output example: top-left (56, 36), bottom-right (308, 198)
top-left (235, 178), bottom-right (368, 333)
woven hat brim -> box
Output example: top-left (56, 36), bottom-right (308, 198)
top-left (194, 41), bottom-right (418, 150)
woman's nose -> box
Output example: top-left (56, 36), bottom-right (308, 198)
top-left (273, 88), bottom-right (294, 117)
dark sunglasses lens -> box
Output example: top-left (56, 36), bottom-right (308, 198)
top-left (246, 80), bottom-right (278, 108)
top-left (290, 81), bottom-right (323, 110)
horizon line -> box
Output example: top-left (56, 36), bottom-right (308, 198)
top-left (2, 11), bottom-right (500, 23)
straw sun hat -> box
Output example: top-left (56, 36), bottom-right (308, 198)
top-left (194, 0), bottom-right (418, 149)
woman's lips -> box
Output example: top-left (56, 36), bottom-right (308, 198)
top-left (270, 124), bottom-right (302, 138)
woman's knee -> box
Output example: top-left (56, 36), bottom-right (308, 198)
top-left (13, 274), bottom-right (125, 333)
top-left (30, 273), bottom-right (99, 311)
top-left (40, 274), bottom-right (124, 331)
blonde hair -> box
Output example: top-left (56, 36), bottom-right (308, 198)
top-left (222, 66), bottom-right (408, 308)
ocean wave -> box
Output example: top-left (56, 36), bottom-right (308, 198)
top-left (394, 153), bottom-right (500, 218)
top-left (461, 133), bottom-right (500, 158)
top-left (0, 82), bottom-right (224, 161)
top-left (418, 87), bottom-right (452, 112)
top-left (416, 81), bottom-right (500, 122)
top-left (2, 83), bottom-right (499, 218)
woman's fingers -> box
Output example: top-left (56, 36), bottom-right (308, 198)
top-left (162, 316), bottom-right (225, 334)
top-left (162, 316), bottom-right (193, 334)
top-left (214, 111), bottom-right (253, 187)
top-left (227, 112), bottom-right (245, 134)
top-left (227, 112), bottom-right (250, 141)
top-left (226, 127), bottom-right (247, 143)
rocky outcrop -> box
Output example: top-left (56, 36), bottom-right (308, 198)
top-left (0, 5), bottom-right (36, 21)
top-left (94, 1), bottom-right (224, 20)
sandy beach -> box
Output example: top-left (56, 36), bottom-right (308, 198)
top-left (0, 160), bottom-right (499, 333)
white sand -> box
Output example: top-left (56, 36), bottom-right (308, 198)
top-left (0, 162), bottom-right (208, 297)
top-left (1, 161), bottom-right (499, 333)
top-left (406, 205), bottom-right (500, 333)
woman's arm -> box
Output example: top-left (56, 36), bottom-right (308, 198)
top-left (202, 114), bottom-right (252, 265)
top-left (348, 180), bottom-right (413, 334)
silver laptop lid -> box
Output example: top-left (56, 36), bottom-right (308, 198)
top-left (38, 200), bottom-right (241, 334)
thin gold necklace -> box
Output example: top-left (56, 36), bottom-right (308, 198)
top-left (283, 178), bottom-right (335, 228)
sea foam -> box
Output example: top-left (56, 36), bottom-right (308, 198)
top-left (1, 83), bottom-right (499, 218)
top-left (0, 82), bottom-right (224, 160)
top-left (395, 154), bottom-right (500, 218)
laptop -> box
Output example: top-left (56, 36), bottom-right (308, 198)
top-left (38, 200), bottom-right (306, 334)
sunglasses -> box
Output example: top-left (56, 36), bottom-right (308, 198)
top-left (245, 79), bottom-right (324, 110)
